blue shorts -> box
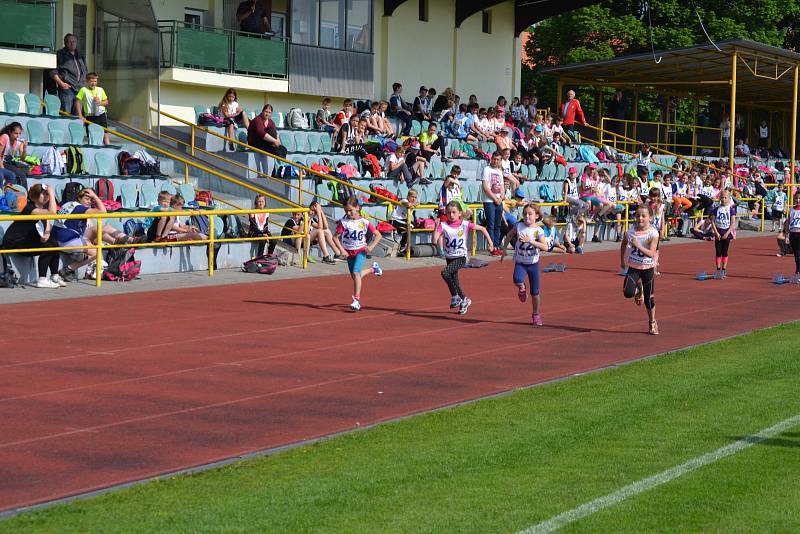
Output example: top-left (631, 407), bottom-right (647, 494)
top-left (513, 262), bottom-right (540, 296)
top-left (582, 196), bottom-right (603, 207)
top-left (347, 251), bottom-right (367, 274)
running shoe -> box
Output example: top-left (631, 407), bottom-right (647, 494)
top-left (58, 267), bottom-right (79, 282)
top-left (449, 296), bottom-right (462, 309)
top-left (350, 297), bottom-right (361, 311)
top-left (532, 313), bottom-right (543, 326)
top-left (334, 254), bottom-right (347, 260)
top-left (322, 255), bottom-right (336, 264)
top-left (372, 261), bottom-right (383, 276)
top-left (458, 297), bottom-right (472, 315)
top-left (649, 320), bottom-right (659, 335)
top-left (518, 287), bottom-right (528, 303)
top-left (575, 246), bottom-right (584, 254)
top-left (491, 249), bottom-right (503, 256)
top-left (36, 277), bottom-right (59, 289)
top-left (50, 274), bottom-right (67, 287)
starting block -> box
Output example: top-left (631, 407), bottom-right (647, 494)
top-left (696, 271), bottom-right (724, 281)
top-left (773, 274), bottom-right (800, 285)
top-left (544, 263), bottom-right (567, 273)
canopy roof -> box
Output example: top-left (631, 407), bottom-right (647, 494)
top-left (539, 39), bottom-right (800, 110)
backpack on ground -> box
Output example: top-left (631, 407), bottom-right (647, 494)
top-left (61, 181), bottom-right (82, 204)
top-left (103, 247), bottom-right (141, 281)
top-left (95, 178), bottom-right (115, 202)
top-left (123, 219), bottom-right (144, 237)
top-left (195, 190), bottom-right (214, 207)
top-left (242, 253), bottom-right (278, 274)
top-left (133, 150), bottom-right (162, 175)
top-left (117, 151), bottom-right (136, 175)
top-left (0, 255), bottom-right (20, 288)
top-left (326, 172), bottom-right (355, 204)
top-left (4, 184), bottom-right (27, 211)
top-left (539, 183), bottom-right (556, 202)
top-left (41, 146), bottom-right (64, 176)
top-left (65, 145), bottom-right (86, 174)
top-left (191, 214), bottom-right (210, 236)
top-left (411, 243), bottom-right (438, 257)
top-left (287, 108), bottom-right (309, 129)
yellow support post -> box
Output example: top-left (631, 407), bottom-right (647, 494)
top-left (729, 50), bottom-right (738, 181)
top-left (624, 202), bottom-right (630, 232)
top-left (302, 211), bottom-right (309, 269)
top-left (298, 168), bottom-right (304, 205)
top-left (186, 126), bottom-right (195, 185)
top-left (760, 198), bottom-right (765, 233)
top-left (790, 63), bottom-right (799, 208)
top-left (208, 216), bottom-right (215, 277)
top-left (600, 117), bottom-right (605, 147)
top-left (95, 216), bottom-right (103, 287)
top-left (692, 98), bottom-right (699, 156)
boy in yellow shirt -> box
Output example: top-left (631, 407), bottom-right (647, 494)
top-left (74, 72), bottom-right (110, 145)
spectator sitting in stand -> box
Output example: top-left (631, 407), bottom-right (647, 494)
top-left (495, 127), bottom-right (514, 153)
top-left (333, 99), bottom-right (354, 129)
top-left (146, 193), bottom-right (207, 243)
top-left (333, 115), bottom-right (359, 153)
top-left (247, 104), bottom-right (286, 175)
top-left (386, 146), bottom-right (415, 186)
top-left (432, 88), bottom-right (455, 122)
top-left (315, 97), bottom-right (337, 133)
top-left (451, 104), bottom-right (479, 146)
top-left (412, 86), bottom-right (432, 121)
top-left (389, 82), bottom-right (413, 136)
top-left (281, 211), bottom-right (305, 255)
top-left (217, 88), bottom-right (250, 149)
top-left (249, 194), bottom-right (276, 257)
top-left (419, 123), bottom-right (446, 162)
top-left (0, 122), bottom-right (28, 185)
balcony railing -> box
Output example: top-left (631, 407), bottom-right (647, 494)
top-left (0, 1), bottom-right (55, 52)
top-left (158, 20), bottom-right (288, 79)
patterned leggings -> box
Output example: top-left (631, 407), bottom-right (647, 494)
top-left (441, 257), bottom-right (467, 298)
top-left (623, 267), bottom-right (655, 310)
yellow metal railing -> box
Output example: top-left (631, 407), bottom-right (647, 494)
top-left (600, 117), bottom-right (723, 157)
top-left (0, 208), bottom-right (310, 286)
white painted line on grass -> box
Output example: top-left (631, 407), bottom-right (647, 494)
top-left (519, 413), bottom-right (800, 534)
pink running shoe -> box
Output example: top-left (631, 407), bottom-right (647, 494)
top-left (518, 287), bottom-right (528, 303)
top-left (532, 313), bottom-right (543, 326)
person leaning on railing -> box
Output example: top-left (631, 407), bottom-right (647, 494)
top-left (1, 184), bottom-right (63, 288)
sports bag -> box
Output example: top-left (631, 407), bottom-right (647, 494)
top-left (370, 184), bottom-right (399, 203)
top-left (65, 145), bottom-right (86, 174)
top-left (199, 112), bottom-right (225, 126)
top-left (190, 214), bottom-right (211, 236)
top-left (123, 219), bottom-right (144, 237)
top-left (103, 247), bottom-right (141, 281)
top-left (411, 243), bottom-right (438, 257)
top-left (41, 146), bottom-right (64, 176)
top-left (4, 184), bottom-right (27, 211)
top-left (61, 181), bottom-right (82, 204)
top-left (95, 178), bottom-right (115, 202)
top-left (362, 153), bottom-right (382, 178)
top-left (287, 108), bottom-right (309, 129)
top-left (0, 254), bottom-right (20, 288)
top-left (242, 253), bottom-right (278, 274)
top-left (195, 190), bottom-right (214, 207)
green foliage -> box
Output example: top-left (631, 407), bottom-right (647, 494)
top-left (523, 0), bottom-right (800, 114)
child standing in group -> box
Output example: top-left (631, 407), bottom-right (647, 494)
top-left (501, 204), bottom-right (549, 325)
top-left (335, 196), bottom-right (383, 311)
top-left (771, 184), bottom-right (788, 232)
top-left (783, 194), bottom-right (800, 274)
top-left (620, 204), bottom-right (660, 335)
top-left (709, 190), bottom-right (737, 278)
top-left (75, 72), bottom-right (110, 145)
top-left (432, 200), bottom-right (494, 314)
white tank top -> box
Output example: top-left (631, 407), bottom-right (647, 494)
top-left (514, 223), bottom-right (543, 265)
top-left (339, 216), bottom-right (369, 251)
top-left (565, 179), bottom-right (578, 199)
top-left (773, 192), bottom-right (786, 212)
top-left (441, 220), bottom-right (470, 259)
top-left (789, 207), bottom-right (800, 232)
top-left (626, 227), bottom-right (659, 268)
top-left (714, 204), bottom-right (733, 229)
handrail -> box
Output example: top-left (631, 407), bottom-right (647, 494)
top-left (56, 107), bottom-right (299, 209)
top-left (0, 207), bottom-right (310, 286)
top-left (601, 117), bottom-right (723, 157)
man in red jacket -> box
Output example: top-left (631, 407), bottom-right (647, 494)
top-left (561, 89), bottom-right (588, 143)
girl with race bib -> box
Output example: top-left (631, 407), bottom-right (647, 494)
top-left (783, 194), bottom-right (800, 274)
top-left (709, 190), bottom-right (737, 278)
top-left (620, 204), bottom-right (660, 335)
top-left (501, 204), bottom-right (549, 326)
top-left (432, 201), bottom-right (494, 315)
top-left (335, 196), bottom-right (383, 311)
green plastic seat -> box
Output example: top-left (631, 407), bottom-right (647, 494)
top-left (179, 182), bottom-right (196, 201)
top-left (24, 93), bottom-right (42, 115)
top-left (119, 181), bottom-right (139, 209)
top-left (320, 134), bottom-right (332, 152)
top-left (281, 130), bottom-right (296, 152)
top-left (139, 182), bottom-right (158, 207)
top-left (25, 120), bottom-right (47, 144)
top-left (68, 121), bottom-right (85, 144)
top-left (307, 133), bottom-right (322, 153)
top-left (87, 123), bottom-right (105, 145)
top-left (47, 121), bottom-right (66, 144)
top-left (194, 105), bottom-right (209, 124)
top-left (293, 131), bottom-right (309, 152)
top-left (44, 94), bottom-right (61, 117)
top-left (94, 151), bottom-right (116, 175)
top-left (3, 92), bottom-right (20, 114)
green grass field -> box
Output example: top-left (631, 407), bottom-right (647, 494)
top-left (5, 323), bottom-right (800, 533)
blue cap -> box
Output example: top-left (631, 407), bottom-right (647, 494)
top-left (514, 188), bottom-right (526, 198)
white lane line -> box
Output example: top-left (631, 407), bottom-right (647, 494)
top-left (519, 413), bottom-right (800, 534)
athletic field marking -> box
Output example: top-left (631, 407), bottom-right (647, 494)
top-left (519, 413), bottom-right (800, 534)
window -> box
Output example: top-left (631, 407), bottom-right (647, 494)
top-left (319, 0), bottom-right (344, 48)
top-left (482, 10), bottom-right (492, 34)
top-left (347, 0), bottom-right (371, 51)
top-left (271, 13), bottom-right (287, 38)
top-left (72, 4), bottom-right (87, 52)
top-left (419, 0), bottom-right (428, 22)
top-left (184, 8), bottom-right (205, 27)
top-left (291, 0), bottom-right (319, 46)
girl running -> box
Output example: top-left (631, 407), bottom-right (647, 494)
top-left (335, 196), bottom-right (383, 311)
top-left (432, 200), bottom-right (494, 315)
top-left (709, 190), bottom-right (737, 278)
top-left (783, 194), bottom-right (800, 274)
top-left (620, 204), bottom-right (660, 335)
top-left (501, 204), bottom-right (549, 326)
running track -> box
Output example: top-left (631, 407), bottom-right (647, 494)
top-left (1, 236), bottom-right (798, 513)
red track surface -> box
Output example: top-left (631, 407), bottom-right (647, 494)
top-left (1, 236), bottom-right (798, 512)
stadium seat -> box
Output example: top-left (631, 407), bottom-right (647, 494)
top-left (410, 120), bottom-right (422, 136)
top-left (293, 131), bottom-right (309, 153)
top-left (139, 182), bottom-right (158, 207)
top-left (281, 131), bottom-right (296, 152)
top-left (24, 93), bottom-right (41, 116)
top-left (213, 215), bottom-right (225, 239)
top-left (180, 183), bottom-right (196, 201)
top-left (306, 112), bottom-right (316, 129)
top-left (315, 183), bottom-right (329, 205)
top-left (105, 218), bottom-right (124, 233)
top-left (3, 92), bottom-right (20, 114)
top-left (68, 121), bottom-right (85, 144)
top-left (44, 94), bottom-right (60, 117)
top-left (527, 165), bottom-right (538, 180)
top-left (273, 112), bottom-right (284, 128)
top-left (47, 121), bottom-right (66, 145)
top-left (307, 132), bottom-right (322, 153)
top-left (25, 120), bottom-right (47, 144)
top-left (320, 134), bottom-right (332, 152)
top-left (120, 181), bottom-right (138, 209)
top-left (88, 123), bottom-right (105, 146)
top-left (163, 182), bottom-right (177, 195)
top-left (193, 105), bottom-right (209, 124)
top-left (94, 152), bottom-right (116, 175)
top-left (421, 120), bottom-right (430, 132)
